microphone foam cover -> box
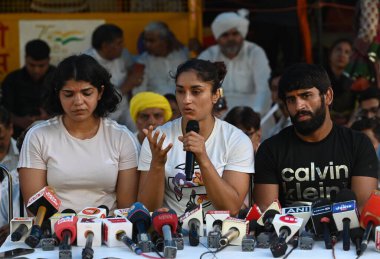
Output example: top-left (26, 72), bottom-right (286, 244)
top-left (360, 190), bottom-right (380, 228)
top-left (152, 208), bottom-right (178, 236)
top-left (127, 202), bottom-right (151, 228)
top-left (54, 216), bottom-right (78, 244)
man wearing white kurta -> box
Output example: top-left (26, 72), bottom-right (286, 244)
top-left (198, 10), bottom-right (271, 116)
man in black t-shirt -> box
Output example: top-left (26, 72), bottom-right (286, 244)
top-left (0, 39), bottom-right (55, 138)
top-left (254, 63), bottom-right (378, 212)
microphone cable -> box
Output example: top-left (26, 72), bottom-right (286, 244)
top-left (141, 253), bottom-right (164, 259)
top-left (199, 245), bottom-right (228, 259)
top-left (151, 243), bottom-right (164, 258)
top-left (331, 235), bottom-right (337, 259)
top-left (282, 235), bottom-right (299, 259)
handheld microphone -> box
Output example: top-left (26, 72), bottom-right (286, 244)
top-left (270, 214), bottom-right (303, 257)
top-left (40, 220), bottom-right (56, 251)
top-left (25, 187), bottom-right (61, 248)
top-left (77, 218), bottom-right (102, 259)
top-left (332, 189), bottom-right (359, 251)
top-left (281, 204), bottom-right (312, 231)
top-left (245, 204), bottom-right (262, 221)
top-left (219, 217), bottom-right (248, 246)
top-left (205, 210), bottom-right (229, 248)
top-left (359, 190), bottom-right (380, 255)
top-left (299, 230), bottom-right (315, 250)
top-left (256, 200), bottom-right (281, 248)
top-left (126, 202), bottom-right (153, 252)
top-left (116, 231), bottom-right (142, 255)
top-left (205, 210), bottom-right (229, 235)
top-left (184, 120), bottom-right (199, 181)
top-left (11, 224), bottom-right (28, 242)
top-left (179, 204), bottom-right (203, 247)
top-left (152, 208), bottom-right (178, 258)
top-left (207, 219), bottom-right (223, 248)
top-left (242, 220), bottom-right (258, 252)
top-left (10, 217), bottom-right (33, 242)
top-left (54, 215), bottom-right (78, 259)
top-left (311, 198), bottom-right (337, 249)
top-left (50, 210), bottom-right (76, 234)
top-left (257, 200), bottom-right (281, 231)
top-left (350, 227), bottom-right (364, 256)
top-left (103, 218), bottom-right (133, 247)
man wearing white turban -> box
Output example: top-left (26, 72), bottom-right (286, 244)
top-left (198, 10), bottom-right (272, 117)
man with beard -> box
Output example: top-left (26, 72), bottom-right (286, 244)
top-left (198, 9), bottom-right (271, 116)
top-left (253, 63), bottom-right (378, 212)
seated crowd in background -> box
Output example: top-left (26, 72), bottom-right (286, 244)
top-left (0, 7), bottom-right (380, 248)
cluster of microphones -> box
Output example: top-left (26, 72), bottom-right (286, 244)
top-left (7, 187), bottom-right (380, 258)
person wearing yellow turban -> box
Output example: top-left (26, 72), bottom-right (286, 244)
top-left (130, 91), bottom-right (172, 144)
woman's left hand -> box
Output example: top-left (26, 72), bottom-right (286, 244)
top-left (178, 131), bottom-right (207, 161)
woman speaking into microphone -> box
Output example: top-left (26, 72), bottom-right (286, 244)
top-left (137, 59), bottom-right (254, 215)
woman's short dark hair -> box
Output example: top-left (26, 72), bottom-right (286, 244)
top-left (278, 63), bottom-right (331, 102)
top-left (172, 59), bottom-right (227, 93)
top-left (92, 24), bottom-right (123, 50)
top-left (225, 106), bottom-right (261, 131)
top-left (44, 54), bottom-right (121, 117)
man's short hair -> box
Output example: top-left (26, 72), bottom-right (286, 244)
top-left (351, 117), bottom-right (380, 142)
top-left (224, 106), bottom-right (261, 131)
top-left (278, 63), bottom-right (331, 102)
top-left (91, 24), bottom-right (123, 50)
top-left (25, 39), bottom-right (50, 60)
top-left (358, 86), bottom-right (380, 103)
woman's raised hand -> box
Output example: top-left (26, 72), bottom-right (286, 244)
top-left (143, 125), bottom-right (173, 166)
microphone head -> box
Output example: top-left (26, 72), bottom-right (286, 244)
top-left (263, 209), bottom-right (280, 231)
top-left (334, 189), bottom-right (357, 203)
top-left (311, 198), bottom-right (337, 236)
top-left (152, 208), bottom-right (178, 236)
top-left (61, 208), bottom-right (76, 214)
top-left (272, 214), bottom-right (303, 243)
top-left (54, 215), bottom-right (78, 244)
top-left (332, 190), bottom-right (360, 231)
top-left (77, 217), bottom-right (102, 247)
top-left (98, 205), bottom-right (109, 217)
top-left (360, 190), bottom-right (380, 228)
top-left (186, 120), bottom-right (200, 133)
top-left (257, 200), bottom-right (281, 227)
top-left (127, 202), bottom-right (151, 232)
top-left (26, 187), bottom-right (61, 219)
top-left (245, 204), bottom-right (262, 221)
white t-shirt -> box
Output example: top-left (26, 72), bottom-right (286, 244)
top-left (198, 41), bottom-right (271, 115)
top-left (18, 116), bottom-right (140, 213)
top-left (138, 117), bottom-right (254, 214)
top-left (135, 48), bottom-right (188, 95)
top-left (85, 48), bottom-right (134, 89)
